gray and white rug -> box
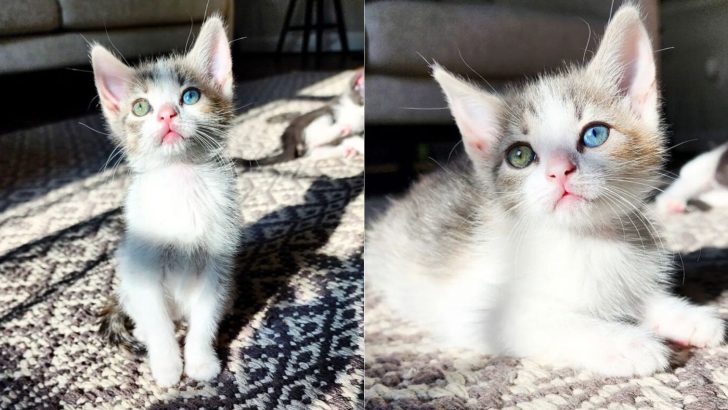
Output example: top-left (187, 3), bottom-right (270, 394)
top-left (0, 71), bottom-right (364, 409)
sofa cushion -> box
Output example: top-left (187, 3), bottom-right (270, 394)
top-left (366, 1), bottom-right (607, 78)
top-left (59, 0), bottom-right (229, 29)
top-left (365, 74), bottom-right (508, 125)
top-left (0, 25), bottom-right (203, 75)
top-left (0, 0), bottom-right (60, 36)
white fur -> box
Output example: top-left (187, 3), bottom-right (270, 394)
top-left (656, 143), bottom-right (728, 214)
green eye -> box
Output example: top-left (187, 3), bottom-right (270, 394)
top-left (132, 99), bottom-right (151, 117)
top-left (506, 143), bottom-right (536, 169)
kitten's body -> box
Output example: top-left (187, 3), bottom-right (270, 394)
top-left (367, 6), bottom-right (724, 376)
top-left (290, 70), bottom-right (365, 159)
top-left (656, 143), bottom-right (728, 213)
top-left (235, 70), bottom-right (364, 167)
top-left (94, 16), bottom-right (239, 387)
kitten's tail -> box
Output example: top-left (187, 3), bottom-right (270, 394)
top-left (98, 296), bottom-right (146, 355)
top-left (233, 124), bottom-right (304, 168)
top-left (235, 105), bottom-right (336, 168)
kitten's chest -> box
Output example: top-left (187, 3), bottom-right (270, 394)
top-left (125, 164), bottom-right (235, 246)
top-left (513, 230), bottom-right (664, 317)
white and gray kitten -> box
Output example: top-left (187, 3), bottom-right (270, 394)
top-left (94, 16), bottom-right (239, 387)
top-left (304, 69), bottom-right (365, 158)
top-left (367, 5), bottom-right (724, 377)
top-left (656, 143), bottom-right (728, 214)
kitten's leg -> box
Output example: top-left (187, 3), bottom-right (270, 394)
top-left (118, 242), bottom-right (182, 387)
top-left (503, 310), bottom-right (669, 377)
top-left (341, 136), bottom-right (364, 157)
top-left (183, 256), bottom-right (229, 381)
top-left (642, 293), bottom-right (724, 347)
top-left (697, 188), bottom-right (728, 208)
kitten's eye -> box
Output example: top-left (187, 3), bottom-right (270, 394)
top-left (182, 88), bottom-right (201, 105)
top-left (581, 124), bottom-right (610, 148)
top-left (506, 144), bottom-right (536, 169)
top-left (132, 99), bottom-right (151, 117)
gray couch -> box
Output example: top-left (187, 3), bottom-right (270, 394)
top-left (0, 0), bottom-right (233, 74)
top-left (365, 0), bottom-right (659, 125)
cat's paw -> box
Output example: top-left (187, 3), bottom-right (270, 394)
top-left (150, 356), bottom-right (183, 387)
top-left (656, 196), bottom-right (687, 215)
top-left (343, 146), bottom-right (359, 158)
top-left (653, 307), bottom-right (724, 348)
top-left (185, 350), bottom-right (221, 382)
top-left (587, 330), bottom-right (669, 377)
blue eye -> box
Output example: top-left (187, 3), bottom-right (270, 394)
top-left (581, 124), bottom-right (610, 148)
top-left (182, 88), bottom-right (201, 105)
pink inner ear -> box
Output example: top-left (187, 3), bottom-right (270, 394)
top-left (470, 141), bottom-right (485, 152)
top-left (93, 48), bottom-right (132, 112)
top-left (209, 32), bottom-right (232, 88)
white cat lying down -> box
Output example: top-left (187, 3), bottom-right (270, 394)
top-left (656, 143), bottom-right (728, 214)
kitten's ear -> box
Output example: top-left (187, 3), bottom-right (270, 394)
top-left (588, 5), bottom-right (658, 126)
top-left (433, 64), bottom-right (502, 161)
top-left (188, 16), bottom-right (233, 99)
top-left (91, 45), bottom-right (133, 113)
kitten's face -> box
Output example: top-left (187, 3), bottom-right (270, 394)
top-left (492, 74), bottom-right (664, 227)
top-left (435, 6), bottom-right (664, 229)
top-left (115, 61), bottom-right (232, 162)
top-left (91, 16), bottom-right (233, 169)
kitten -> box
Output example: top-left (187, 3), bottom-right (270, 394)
top-left (656, 143), bottom-right (728, 214)
top-left (94, 16), bottom-right (239, 387)
top-left (234, 70), bottom-right (364, 167)
top-left (366, 5), bottom-right (724, 377)
top-left (286, 69), bottom-right (365, 160)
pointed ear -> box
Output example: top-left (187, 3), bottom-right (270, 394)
top-left (588, 5), bottom-right (658, 127)
top-left (91, 45), bottom-right (133, 113)
top-left (432, 64), bottom-right (503, 161)
top-left (188, 16), bottom-right (233, 99)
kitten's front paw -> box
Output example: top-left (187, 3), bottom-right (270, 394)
top-left (150, 356), bottom-right (183, 387)
top-left (656, 196), bottom-right (687, 215)
top-left (185, 350), bottom-right (221, 382)
top-left (588, 330), bottom-right (668, 377)
top-left (653, 307), bottom-right (724, 348)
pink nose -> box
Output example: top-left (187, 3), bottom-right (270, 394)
top-left (546, 153), bottom-right (576, 185)
top-left (157, 105), bottom-right (177, 123)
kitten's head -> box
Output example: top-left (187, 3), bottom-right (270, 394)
top-left (434, 5), bottom-right (664, 229)
top-left (91, 16), bottom-right (233, 169)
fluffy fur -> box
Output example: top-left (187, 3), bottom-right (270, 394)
top-left (366, 5), bottom-right (724, 377)
top-left (93, 16), bottom-right (239, 387)
top-left (656, 143), bottom-right (728, 214)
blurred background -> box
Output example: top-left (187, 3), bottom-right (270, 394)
top-left (365, 0), bottom-right (728, 197)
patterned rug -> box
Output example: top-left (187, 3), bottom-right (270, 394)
top-left (0, 71), bottom-right (364, 408)
top-left (365, 201), bottom-right (728, 409)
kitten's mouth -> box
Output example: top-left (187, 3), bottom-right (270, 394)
top-left (162, 131), bottom-right (182, 145)
top-left (555, 190), bottom-right (585, 209)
